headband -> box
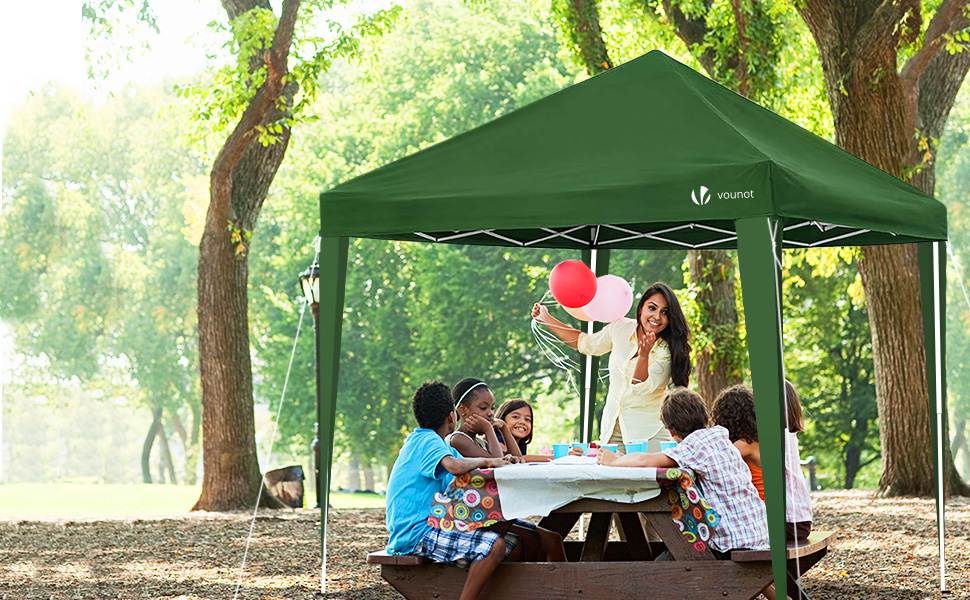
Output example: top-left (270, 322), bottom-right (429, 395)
top-left (455, 381), bottom-right (488, 410)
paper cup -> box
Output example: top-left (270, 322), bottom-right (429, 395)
top-left (660, 441), bottom-right (678, 452)
top-left (553, 444), bottom-right (570, 459)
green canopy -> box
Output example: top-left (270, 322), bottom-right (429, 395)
top-left (321, 50), bottom-right (944, 249)
top-left (316, 50), bottom-right (949, 596)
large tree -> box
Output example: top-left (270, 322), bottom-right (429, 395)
top-left (796, 0), bottom-right (970, 496)
top-left (558, 0), bottom-right (970, 496)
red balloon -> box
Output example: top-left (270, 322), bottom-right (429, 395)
top-left (549, 260), bottom-right (597, 308)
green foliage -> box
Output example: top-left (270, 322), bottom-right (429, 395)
top-left (248, 0), bottom-right (577, 468)
top-left (934, 83), bottom-right (970, 429)
top-left (1, 83), bottom-right (203, 477)
top-left (782, 248), bottom-right (880, 489)
top-left (173, 0), bottom-right (403, 150)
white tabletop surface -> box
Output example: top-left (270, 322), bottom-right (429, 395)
top-left (491, 459), bottom-right (662, 520)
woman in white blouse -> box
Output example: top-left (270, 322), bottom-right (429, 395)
top-left (532, 281), bottom-right (692, 453)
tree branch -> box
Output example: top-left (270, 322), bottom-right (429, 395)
top-left (563, 0), bottom-right (613, 76)
top-left (208, 0), bottom-right (301, 229)
top-left (659, 0), bottom-right (719, 78)
top-left (851, 0), bottom-right (918, 65)
top-left (901, 0), bottom-right (970, 87)
top-left (729, 0), bottom-right (750, 96)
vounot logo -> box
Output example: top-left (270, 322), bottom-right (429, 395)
top-left (690, 186), bottom-right (756, 206)
top-left (691, 186), bottom-right (710, 206)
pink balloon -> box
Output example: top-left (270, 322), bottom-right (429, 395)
top-left (549, 260), bottom-right (597, 308)
top-left (583, 275), bottom-right (633, 323)
top-left (563, 304), bottom-right (594, 322)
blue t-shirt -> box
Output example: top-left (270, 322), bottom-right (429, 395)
top-left (385, 428), bottom-right (461, 554)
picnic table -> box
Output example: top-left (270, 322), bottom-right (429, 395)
top-left (370, 458), bottom-right (776, 599)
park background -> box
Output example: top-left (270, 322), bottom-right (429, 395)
top-left (1, 0), bottom-right (969, 580)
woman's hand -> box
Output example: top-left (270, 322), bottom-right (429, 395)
top-left (532, 302), bottom-right (550, 323)
top-left (464, 413), bottom-right (492, 435)
top-left (637, 330), bottom-right (657, 359)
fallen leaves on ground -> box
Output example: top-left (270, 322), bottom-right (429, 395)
top-left (0, 490), bottom-right (967, 599)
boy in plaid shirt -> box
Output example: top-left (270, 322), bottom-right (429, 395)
top-left (598, 387), bottom-right (770, 557)
top-left (386, 381), bottom-right (563, 600)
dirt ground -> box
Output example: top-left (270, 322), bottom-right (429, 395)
top-left (1, 490), bottom-right (968, 600)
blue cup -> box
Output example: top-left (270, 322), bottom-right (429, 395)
top-left (625, 441), bottom-right (646, 454)
top-left (599, 444), bottom-right (618, 454)
top-left (660, 441), bottom-right (678, 452)
top-left (552, 443), bottom-right (570, 459)
top-left (570, 442), bottom-right (589, 455)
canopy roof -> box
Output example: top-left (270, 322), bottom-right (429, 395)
top-left (320, 50), bottom-right (945, 249)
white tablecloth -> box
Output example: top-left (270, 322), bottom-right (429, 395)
top-left (491, 459), bottom-right (661, 520)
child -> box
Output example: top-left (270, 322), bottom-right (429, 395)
top-left (597, 387), bottom-right (769, 558)
top-left (496, 399), bottom-right (552, 463)
top-left (447, 378), bottom-right (523, 460)
top-left (784, 380), bottom-right (813, 543)
top-left (712, 385), bottom-right (764, 502)
top-left (384, 381), bottom-right (521, 600)
top-left (711, 385), bottom-right (778, 600)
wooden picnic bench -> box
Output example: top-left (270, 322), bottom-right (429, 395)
top-left (731, 530), bottom-right (837, 600)
top-left (367, 523), bottom-right (836, 600)
top-left (368, 496), bottom-right (775, 600)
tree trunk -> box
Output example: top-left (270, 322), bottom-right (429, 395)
top-left (562, 0), bottom-right (613, 76)
top-left (157, 418), bottom-right (178, 485)
top-left (798, 0), bottom-right (970, 497)
top-left (187, 400), bottom-right (201, 486)
top-left (346, 454), bottom-right (361, 492)
top-left (192, 0), bottom-right (301, 511)
top-left (141, 407), bottom-right (163, 484)
top-left (363, 460), bottom-right (376, 492)
top-left (688, 249), bottom-right (742, 406)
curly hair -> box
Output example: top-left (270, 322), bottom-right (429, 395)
top-left (712, 385), bottom-right (759, 444)
top-left (636, 282), bottom-right (692, 387)
top-left (660, 387), bottom-right (708, 439)
top-left (412, 381), bottom-right (455, 430)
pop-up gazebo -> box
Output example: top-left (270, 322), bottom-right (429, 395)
top-left (316, 50), bottom-right (949, 595)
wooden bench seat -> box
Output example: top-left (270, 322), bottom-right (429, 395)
top-left (366, 533), bottom-right (834, 600)
top-left (731, 530), bottom-right (837, 600)
top-left (366, 550), bottom-right (428, 566)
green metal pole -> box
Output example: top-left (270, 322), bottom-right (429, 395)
top-left (318, 235), bottom-right (349, 593)
top-left (735, 217), bottom-right (788, 596)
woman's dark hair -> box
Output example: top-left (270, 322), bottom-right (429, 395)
top-left (660, 387), bottom-right (708, 439)
top-left (712, 385), bottom-right (758, 444)
top-left (496, 399), bottom-right (534, 448)
top-left (452, 378), bottom-right (490, 410)
top-left (785, 380), bottom-right (805, 433)
top-left (412, 381), bottom-right (455, 430)
top-left (636, 282), bottom-right (692, 387)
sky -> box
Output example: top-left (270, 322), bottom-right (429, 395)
top-left (0, 0), bottom-right (222, 132)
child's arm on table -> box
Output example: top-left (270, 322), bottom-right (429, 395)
top-left (440, 455), bottom-right (511, 476)
top-left (597, 448), bottom-right (677, 468)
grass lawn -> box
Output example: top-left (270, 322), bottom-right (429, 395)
top-left (0, 483), bottom-right (384, 519)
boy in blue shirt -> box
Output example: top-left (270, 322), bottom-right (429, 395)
top-left (385, 381), bottom-right (522, 600)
